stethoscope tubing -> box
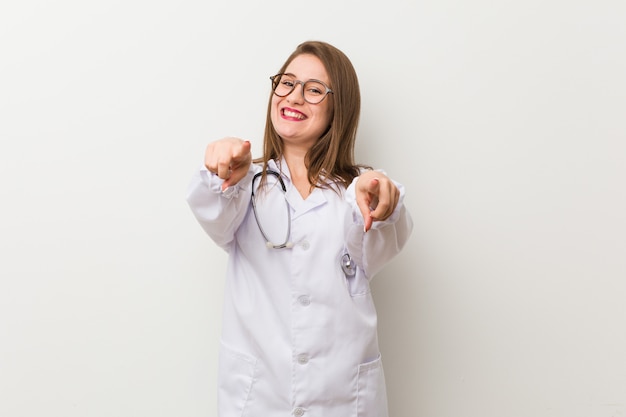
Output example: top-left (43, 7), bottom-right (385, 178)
top-left (250, 168), bottom-right (357, 276)
top-left (251, 170), bottom-right (292, 249)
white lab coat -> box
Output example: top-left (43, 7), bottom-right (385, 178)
top-left (186, 158), bottom-right (413, 417)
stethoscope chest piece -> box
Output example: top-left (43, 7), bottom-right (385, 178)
top-left (341, 253), bottom-right (357, 277)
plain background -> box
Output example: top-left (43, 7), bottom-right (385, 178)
top-left (1, 0), bottom-right (625, 416)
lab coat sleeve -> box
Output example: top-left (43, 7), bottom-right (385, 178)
top-left (186, 165), bottom-right (256, 251)
top-left (344, 173), bottom-right (413, 279)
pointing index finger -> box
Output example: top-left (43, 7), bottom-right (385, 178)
top-left (358, 177), bottom-right (380, 233)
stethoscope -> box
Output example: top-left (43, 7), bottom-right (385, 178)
top-left (340, 252), bottom-right (357, 277)
top-left (251, 169), bottom-right (293, 249)
top-left (250, 169), bottom-right (357, 277)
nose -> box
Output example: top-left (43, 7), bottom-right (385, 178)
top-left (287, 81), bottom-right (305, 104)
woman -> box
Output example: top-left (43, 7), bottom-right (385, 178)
top-left (187, 40), bottom-right (413, 417)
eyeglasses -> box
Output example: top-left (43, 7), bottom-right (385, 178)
top-left (270, 73), bottom-right (333, 104)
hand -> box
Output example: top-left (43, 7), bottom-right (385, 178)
top-left (356, 171), bottom-right (400, 232)
top-left (204, 137), bottom-right (252, 191)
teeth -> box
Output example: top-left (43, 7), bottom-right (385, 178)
top-left (283, 109), bottom-right (305, 119)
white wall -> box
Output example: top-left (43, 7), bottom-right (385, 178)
top-left (1, 1), bottom-right (624, 416)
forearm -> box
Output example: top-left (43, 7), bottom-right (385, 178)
top-left (345, 176), bottom-right (413, 278)
top-left (186, 165), bottom-right (257, 250)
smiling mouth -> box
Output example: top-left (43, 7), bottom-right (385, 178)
top-left (282, 108), bottom-right (306, 120)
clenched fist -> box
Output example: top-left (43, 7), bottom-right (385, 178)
top-left (204, 137), bottom-right (252, 191)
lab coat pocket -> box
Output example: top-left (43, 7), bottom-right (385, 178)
top-left (345, 270), bottom-right (371, 297)
top-left (218, 342), bottom-right (257, 417)
top-left (356, 355), bottom-right (388, 417)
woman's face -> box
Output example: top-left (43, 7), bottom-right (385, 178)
top-left (270, 54), bottom-right (333, 149)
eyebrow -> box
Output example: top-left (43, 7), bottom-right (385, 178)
top-left (283, 72), bottom-right (328, 84)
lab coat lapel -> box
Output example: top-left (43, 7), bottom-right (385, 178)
top-left (269, 159), bottom-right (327, 220)
top-left (286, 187), bottom-right (327, 220)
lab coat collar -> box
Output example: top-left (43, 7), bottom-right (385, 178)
top-left (268, 158), bottom-right (327, 219)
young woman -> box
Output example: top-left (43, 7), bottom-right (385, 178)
top-left (187, 40), bottom-right (413, 417)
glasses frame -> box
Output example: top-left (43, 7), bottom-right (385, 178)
top-left (270, 73), bottom-right (334, 104)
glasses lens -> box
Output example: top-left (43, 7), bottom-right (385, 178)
top-left (272, 74), bottom-right (294, 97)
top-left (302, 80), bottom-right (328, 104)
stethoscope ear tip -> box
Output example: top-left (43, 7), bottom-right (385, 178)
top-left (285, 242), bottom-right (294, 248)
top-left (266, 241), bottom-right (274, 249)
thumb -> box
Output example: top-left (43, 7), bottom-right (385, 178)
top-left (232, 140), bottom-right (252, 164)
top-left (365, 177), bottom-right (380, 199)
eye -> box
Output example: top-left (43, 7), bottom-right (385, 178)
top-left (280, 75), bottom-right (296, 87)
top-left (305, 81), bottom-right (325, 95)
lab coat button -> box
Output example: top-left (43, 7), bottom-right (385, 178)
top-left (298, 295), bottom-right (311, 306)
top-left (300, 240), bottom-right (310, 250)
top-left (297, 353), bottom-right (309, 364)
top-left (293, 407), bottom-right (305, 417)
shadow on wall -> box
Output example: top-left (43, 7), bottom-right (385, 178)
top-left (370, 239), bottom-right (423, 416)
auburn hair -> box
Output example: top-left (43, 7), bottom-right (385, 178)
top-left (255, 41), bottom-right (369, 190)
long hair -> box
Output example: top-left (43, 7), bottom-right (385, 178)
top-left (255, 41), bottom-right (368, 190)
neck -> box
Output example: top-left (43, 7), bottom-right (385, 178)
top-left (283, 147), bottom-right (313, 199)
top-left (283, 147), bottom-right (308, 178)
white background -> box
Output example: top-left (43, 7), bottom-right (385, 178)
top-left (1, 1), bottom-right (625, 416)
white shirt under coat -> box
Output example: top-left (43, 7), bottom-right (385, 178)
top-left (186, 158), bottom-right (413, 417)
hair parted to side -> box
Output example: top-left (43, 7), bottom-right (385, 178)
top-left (256, 40), bottom-right (369, 190)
